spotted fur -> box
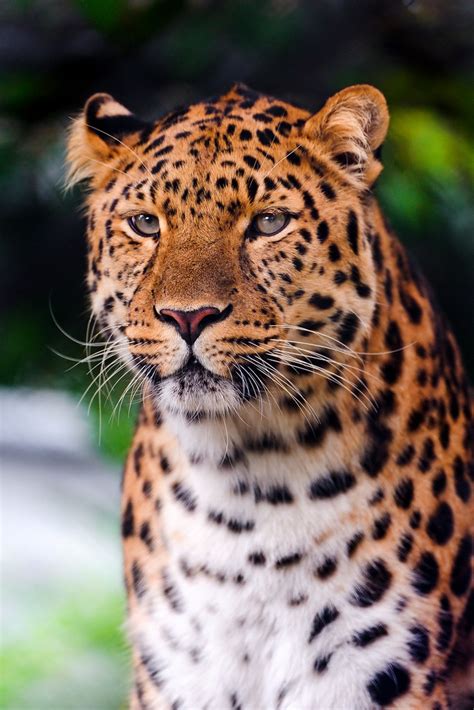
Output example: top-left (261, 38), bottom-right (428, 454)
top-left (67, 83), bottom-right (473, 709)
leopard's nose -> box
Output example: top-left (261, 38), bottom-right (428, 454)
top-left (156, 304), bottom-right (233, 345)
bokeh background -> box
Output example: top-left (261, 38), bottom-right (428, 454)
top-left (1, 0), bottom-right (473, 707)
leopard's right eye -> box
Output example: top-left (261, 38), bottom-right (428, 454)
top-left (128, 213), bottom-right (160, 238)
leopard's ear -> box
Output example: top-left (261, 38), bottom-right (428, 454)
top-left (303, 85), bottom-right (389, 188)
top-left (66, 93), bottom-right (151, 187)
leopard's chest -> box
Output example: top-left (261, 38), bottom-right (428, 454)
top-left (130, 457), bottom-right (404, 709)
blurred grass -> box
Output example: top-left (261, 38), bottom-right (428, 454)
top-left (1, 594), bottom-right (128, 709)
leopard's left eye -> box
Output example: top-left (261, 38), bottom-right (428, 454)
top-left (250, 211), bottom-right (290, 237)
top-left (128, 213), bottom-right (160, 237)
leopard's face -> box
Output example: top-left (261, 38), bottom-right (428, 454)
top-left (68, 84), bottom-right (388, 416)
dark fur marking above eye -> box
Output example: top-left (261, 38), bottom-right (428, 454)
top-left (246, 176), bottom-right (259, 202)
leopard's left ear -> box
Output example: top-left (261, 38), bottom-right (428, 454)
top-left (66, 93), bottom-right (151, 187)
top-left (303, 85), bottom-right (389, 188)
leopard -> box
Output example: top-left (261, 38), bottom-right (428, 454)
top-left (66, 83), bottom-right (473, 710)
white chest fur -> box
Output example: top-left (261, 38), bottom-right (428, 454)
top-left (130, 431), bottom-right (410, 710)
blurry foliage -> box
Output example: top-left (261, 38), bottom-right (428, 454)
top-left (0, 0), bottom-right (473, 463)
top-left (0, 1), bottom-right (473, 707)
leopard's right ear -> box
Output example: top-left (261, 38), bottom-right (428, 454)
top-left (66, 93), bottom-right (151, 188)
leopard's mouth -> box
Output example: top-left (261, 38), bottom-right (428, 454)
top-left (147, 354), bottom-right (272, 418)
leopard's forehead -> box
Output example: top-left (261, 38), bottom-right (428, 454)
top-left (150, 84), bottom-right (309, 146)
top-left (130, 85), bottom-right (311, 187)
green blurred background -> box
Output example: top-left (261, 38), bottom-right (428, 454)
top-left (0, 0), bottom-right (473, 708)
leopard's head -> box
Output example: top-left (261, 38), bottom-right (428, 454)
top-left (67, 84), bottom-right (389, 418)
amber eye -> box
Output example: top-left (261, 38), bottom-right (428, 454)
top-left (128, 213), bottom-right (160, 237)
top-left (250, 211), bottom-right (290, 237)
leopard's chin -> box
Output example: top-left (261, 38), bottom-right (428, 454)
top-left (154, 359), bottom-right (241, 419)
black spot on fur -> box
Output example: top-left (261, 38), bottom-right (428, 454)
top-left (315, 556), bottom-right (338, 579)
top-left (350, 559), bottom-right (392, 607)
top-left (397, 532), bottom-right (414, 563)
top-left (171, 482), bottom-right (197, 512)
top-left (436, 595), bottom-right (453, 651)
top-left (426, 502), bottom-right (454, 545)
top-left (450, 534), bottom-right (472, 597)
top-left (122, 499), bottom-right (135, 538)
top-left (453, 456), bottom-right (471, 503)
top-left (393, 478), bottom-right (414, 509)
top-left (275, 552), bottom-right (304, 569)
top-left (347, 532), bottom-right (364, 557)
top-left (248, 551), bottom-right (266, 566)
top-left (313, 654), bottom-right (331, 673)
top-left (308, 470), bottom-right (356, 500)
top-left (407, 625), bottom-right (430, 663)
top-left (412, 552), bottom-right (439, 596)
top-left (347, 210), bottom-right (359, 254)
top-left (308, 605), bottom-right (339, 643)
top-left (309, 292), bottom-right (334, 310)
top-left (317, 221), bottom-right (329, 243)
top-left (337, 312), bottom-right (359, 346)
top-left (372, 512), bottom-right (392, 540)
top-left (367, 663), bottom-right (411, 706)
top-left (353, 623), bottom-right (388, 648)
top-left (432, 470), bottom-right (447, 497)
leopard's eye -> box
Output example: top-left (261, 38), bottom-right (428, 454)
top-left (128, 213), bottom-right (160, 237)
top-left (250, 211), bottom-right (290, 237)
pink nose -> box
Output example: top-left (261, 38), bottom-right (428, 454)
top-left (157, 306), bottom-right (230, 345)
